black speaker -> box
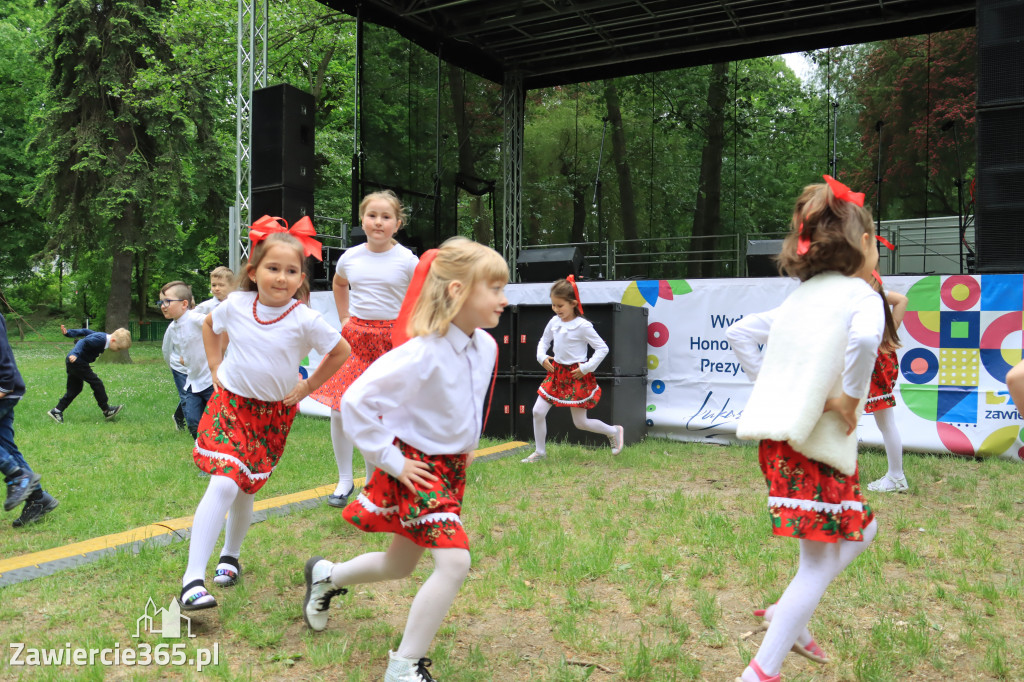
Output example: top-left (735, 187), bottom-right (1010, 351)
top-left (251, 186), bottom-right (314, 228)
top-left (514, 374), bottom-right (647, 448)
top-left (975, 105), bottom-right (1024, 272)
top-left (746, 239), bottom-right (783, 277)
top-left (481, 305), bottom-right (515, 374)
top-left (310, 245), bottom-right (346, 290)
top-left (252, 84), bottom-right (316, 191)
top-left (977, 0), bottom-right (1024, 108)
top-left (516, 246), bottom-right (583, 283)
top-left (482, 375), bottom-right (515, 439)
top-left (516, 303), bottom-right (649, 376)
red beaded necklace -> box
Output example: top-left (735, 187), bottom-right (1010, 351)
top-left (252, 296), bottom-right (301, 325)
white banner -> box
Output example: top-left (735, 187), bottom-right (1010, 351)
top-left (306, 274), bottom-right (1024, 461)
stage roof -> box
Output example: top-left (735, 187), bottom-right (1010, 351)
top-left (324, 0), bottom-right (975, 89)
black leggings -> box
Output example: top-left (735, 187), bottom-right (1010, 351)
top-left (56, 359), bottom-right (109, 412)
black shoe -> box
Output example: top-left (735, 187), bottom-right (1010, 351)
top-left (326, 485), bottom-right (354, 508)
top-left (5, 471), bottom-right (42, 512)
top-left (13, 492), bottom-right (59, 527)
top-left (173, 416), bottom-right (186, 431)
top-left (47, 408), bottom-right (64, 424)
top-left (103, 405), bottom-right (124, 420)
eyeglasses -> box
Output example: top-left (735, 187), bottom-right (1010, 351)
top-left (157, 298), bottom-right (186, 307)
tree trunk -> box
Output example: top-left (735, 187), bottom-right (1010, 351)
top-left (604, 80), bottom-right (638, 252)
top-left (104, 205), bottom-right (136, 364)
top-left (690, 62), bottom-right (729, 278)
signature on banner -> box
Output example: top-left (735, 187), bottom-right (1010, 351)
top-left (686, 391), bottom-right (743, 431)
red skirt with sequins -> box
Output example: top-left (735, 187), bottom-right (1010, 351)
top-left (758, 439), bottom-right (874, 543)
top-left (308, 317), bottom-right (394, 410)
top-left (193, 387), bottom-right (298, 494)
top-left (864, 349), bottom-right (898, 414)
top-left (538, 361), bottom-right (601, 409)
top-left (343, 440), bottom-right (469, 549)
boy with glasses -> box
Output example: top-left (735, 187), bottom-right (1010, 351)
top-left (159, 281), bottom-right (214, 439)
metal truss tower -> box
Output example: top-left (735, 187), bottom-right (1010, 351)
top-left (501, 71), bottom-right (524, 282)
top-left (231, 0), bottom-right (269, 273)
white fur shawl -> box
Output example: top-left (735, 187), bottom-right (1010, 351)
top-left (736, 273), bottom-right (866, 475)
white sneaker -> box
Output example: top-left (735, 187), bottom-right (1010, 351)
top-left (385, 651), bottom-right (437, 682)
top-left (866, 473), bottom-right (909, 493)
top-left (521, 451), bottom-right (546, 463)
top-left (302, 556), bottom-right (345, 631)
top-left (608, 425), bottom-right (625, 455)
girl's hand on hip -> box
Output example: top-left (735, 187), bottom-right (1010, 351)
top-left (397, 458), bottom-right (439, 494)
top-left (823, 393), bottom-right (860, 435)
top-left (542, 357), bottom-right (554, 372)
top-left (283, 379), bottom-right (310, 406)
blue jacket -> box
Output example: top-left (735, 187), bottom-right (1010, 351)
top-left (63, 328), bottom-right (109, 365)
top-left (0, 313), bottom-right (26, 400)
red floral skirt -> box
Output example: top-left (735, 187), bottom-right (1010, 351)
top-left (864, 350), bottom-right (899, 414)
top-left (538, 361), bottom-right (601, 409)
top-left (309, 317), bottom-right (394, 410)
top-left (759, 439), bottom-right (874, 543)
top-left (343, 440), bottom-right (469, 549)
top-left (193, 387), bottom-right (297, 494)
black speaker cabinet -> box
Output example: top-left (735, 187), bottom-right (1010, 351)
top-left (516, 246), bottom-right (583, 283)
top-left (975, 105), bottom-right (1024, 273)
top-left (481, 305), bottom-right (515, 374)
top-left (251, 186), bottom-right (314, 229)
top-left (746, 239), bottom-right (783, 277)
top-left (309, 245), bottom-right (346, 291)
top-left (977, 0), bottom-right (1024, 108)
top-left (482, 375), bottom-right (515, 440)
top-left (514, 374), bottom-right (647, 448)
top-left (516, 303), bottom-right (648, 376)
top-left (252, 84), bottom-right (316, 191)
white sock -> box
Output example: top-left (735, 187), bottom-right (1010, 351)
top-left (183, 476), bottom-right (238, 587)
top-left (532, 397), bottom-right (551, 455)
top-left (569, 407), bottom-right (617, 437)
top-left (220, 490), bottom-right (255, 559)
top-left (396, 547), bottom-right (471, 660)
top-left (753, 521), bottom-right (877, 675)
top-left (874, 408), bottom-right (904, 479)
top-left (331, 409), bottom-right (355, 496)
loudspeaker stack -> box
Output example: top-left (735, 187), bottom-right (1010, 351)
top-left (975, 0), bottom-right (1024, 273)
top-left (251, 84), bottom-right (316, 228)
top-left (481, 303), bottom-right (648, 450)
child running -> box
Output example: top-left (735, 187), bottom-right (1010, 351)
top-left (864, 275), bottom-right (909, 493)
top-left (159, 281), bottom-right (213, 439)
top-left (726, 175), bottom-right (884, 682)
top-left (308, 190), bottom-right (419, 508)
top-left (48, 325), bottom-right (131, 423)
top-left (178, 222), bottom-right (350, 611)
top-left (521, 276), bottom-right (623, 463)
top-left (302, 237), bottom-right (507, 682)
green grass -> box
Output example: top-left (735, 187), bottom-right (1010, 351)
top-left (1, 328), bottom-right (1024, 680)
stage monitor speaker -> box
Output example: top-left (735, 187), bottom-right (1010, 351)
top-left (516, 246), bottom-right (583, 283)
top-left (974, 105), bottom-right (1024, 273)
top-left (482, 375), bottom-right (515, 439)
top-left (310, 245), bottom-right (346, 290)
top-left (252, 84), bottom-right (316, 191)
top-left (251, 186), bottom-right (314, 229)
top-left (481, 305), bottom-right (516, 374)
top-left (516, 303), bottom-right (648, 376)
top-left (746, 240), bottom-right (783, 277)
top-left (514, 374), bottom-right (647, 447)
top-left (977, 0), bottom-right (1024, 108)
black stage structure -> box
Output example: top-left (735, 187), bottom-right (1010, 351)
top-left (236, 1), bottom-right (1024, 277)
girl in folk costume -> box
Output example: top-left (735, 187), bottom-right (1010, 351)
top-left (308, 191), bottom-right (419, 508)
top-left (178, 218), bottom-right (350, 611)
top-left (302, 237), bottom-right (508, 682)
top-left (864, 273), bottom-right (909, 493)
top-left (726, 176), bottom-right (884, 682)
top-left (521, 277), bottom-right (624, 463)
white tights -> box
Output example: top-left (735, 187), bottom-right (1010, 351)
top-left (331, 410), bottom-right (373, 496)
top-left (873, 408), bottom-right (904, 479)
top-left (182, 475), bottom-right (255, 587)
top-left (531, 396), bottom-right (616, 455)
top-left (328, 535), bottom-right (470, 660)
top-left (747, 520), bottom-right (878, 678)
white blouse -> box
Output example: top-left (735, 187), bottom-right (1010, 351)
top-left (535, 316), bottom-right (609, 375)
top-left (341, 325), bottom-right (498, 478)
top-left (336, 243), bottom-right (419, 319)
top-left (164, 310), bottom-right (213, 392)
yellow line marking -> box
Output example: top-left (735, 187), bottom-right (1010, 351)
top-left (0, 440), bottom-right (529, 577)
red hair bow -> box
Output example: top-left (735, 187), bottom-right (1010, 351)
top-left (876, 235), bottom-right (895, 251)
top-left (797, 175), bottom-right (868, 256)
top-left (248, 215), bottom-right (323, 261)
top-left (566, 275), bottom-right (583, 316)
top-left (392, 249), bottom-right (439, 347)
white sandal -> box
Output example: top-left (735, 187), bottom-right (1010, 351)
top-left (520, 451), bottom-right (546, 463)
top-left (866, 473), bottom-right (908, 492)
